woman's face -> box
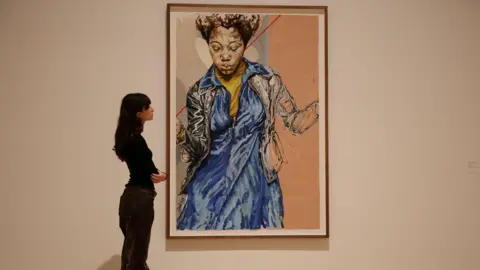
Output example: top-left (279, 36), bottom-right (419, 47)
top-left (136, 105), bottom-right (154, 122)
top-left (208, 26), bottom-right (245, 76)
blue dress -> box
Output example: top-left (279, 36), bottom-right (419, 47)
top-left (177, 67), bottom-right (284, 230)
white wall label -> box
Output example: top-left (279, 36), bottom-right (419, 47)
top-left (468, 161), bottom-right (479, 175)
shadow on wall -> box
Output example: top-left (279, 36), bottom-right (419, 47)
top-left (97, 255), bottom-right (121, 270)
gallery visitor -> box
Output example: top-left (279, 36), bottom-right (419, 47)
top-left (113, 93), bottom-right (167, 269)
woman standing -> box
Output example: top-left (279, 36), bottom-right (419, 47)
top-left (113, 93), bottom-right (167, 270)
top-left (175, 14), bottom-right (319, 231)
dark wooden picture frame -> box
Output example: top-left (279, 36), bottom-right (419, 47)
top-left (166, 3), bottom-right (329, 239)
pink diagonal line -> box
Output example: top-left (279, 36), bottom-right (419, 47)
top-left (176, 15), bottom-right (282, 117)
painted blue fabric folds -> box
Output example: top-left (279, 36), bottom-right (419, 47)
top-left (177, 66), bottom-right (284, 230)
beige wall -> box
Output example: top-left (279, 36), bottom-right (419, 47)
top-left (1, 0), bottom-right (479, 269)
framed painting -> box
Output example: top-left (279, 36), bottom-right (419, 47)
top-left (166, 3), bottom-right (329, 238)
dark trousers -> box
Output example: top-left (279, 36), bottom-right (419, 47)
top-left (119, 186), bottom-right (156, 270)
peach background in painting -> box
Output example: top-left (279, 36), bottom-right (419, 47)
top-left (268, 15), bottom-right (321, 229)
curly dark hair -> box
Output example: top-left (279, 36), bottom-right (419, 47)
top-left (195, 13), bottom-right (261, 45)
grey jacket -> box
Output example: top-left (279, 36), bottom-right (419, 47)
top-left (176, 61), bottom-right (319, 194)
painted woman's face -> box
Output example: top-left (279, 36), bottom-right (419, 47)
top-left (208, 26), bottom-right (245, 76)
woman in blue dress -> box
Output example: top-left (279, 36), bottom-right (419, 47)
top-left (175, 14), bottom-right (319, 230)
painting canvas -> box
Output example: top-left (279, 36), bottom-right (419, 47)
top-left (167, 4), bottom-right (328, 238)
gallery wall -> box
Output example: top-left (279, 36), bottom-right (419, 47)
top-left (0, 0), bottom-right (479, 269)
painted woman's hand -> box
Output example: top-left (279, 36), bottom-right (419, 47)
top-left (176, 117), bottom-right (186, 144)
top-left (151, 172), bottom-right (168, 183)
top-left (176, 117), bottom-right (184, 135)
top-left (308, 101), bottom-right (319, 116)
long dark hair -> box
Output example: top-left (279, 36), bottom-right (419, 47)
top-left (113, 93), bottom-right (152, 161)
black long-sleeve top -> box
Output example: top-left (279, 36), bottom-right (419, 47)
top-left (123, 133), bottom-right (158, 190)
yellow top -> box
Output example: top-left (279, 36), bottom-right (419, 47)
top-left (215, 61), bottom-right (247, 120)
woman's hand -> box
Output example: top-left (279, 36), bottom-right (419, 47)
top-left (151, 172), bottom-right (168, 183)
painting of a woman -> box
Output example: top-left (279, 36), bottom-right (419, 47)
top-left (175, 13), bottom-right (319, 230)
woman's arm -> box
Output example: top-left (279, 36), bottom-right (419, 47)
top-left (176, 84), bottom-right (209, 163)
top-left (271, 74), bottom-right (319, 135)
